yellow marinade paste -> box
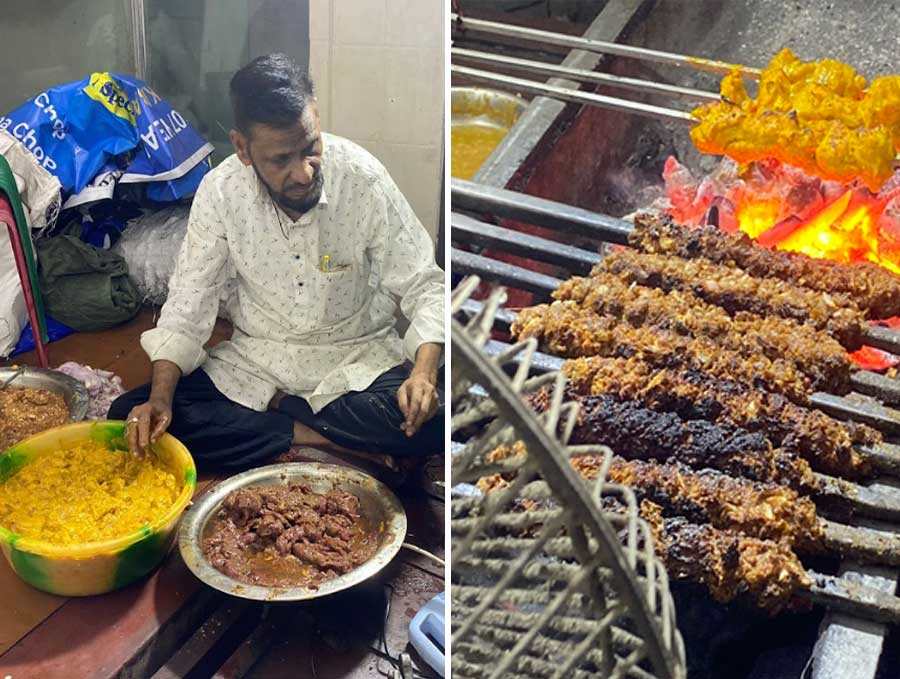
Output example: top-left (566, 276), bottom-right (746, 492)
top-left (451, 122), bottom-right (510, 180)
top-left (0, 441), bottom-right (180, 545)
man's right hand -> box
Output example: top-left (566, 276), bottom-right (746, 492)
top-left (126, 398), bottom-right (173, 455)
top-left (126, 359), bottom-right (182, 455)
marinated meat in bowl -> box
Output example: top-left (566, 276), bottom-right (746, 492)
top-left (202, 483), bottom-right (380, 589)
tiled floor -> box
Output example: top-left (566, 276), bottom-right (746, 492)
top-left (0, 310), bottom-right (444, 677)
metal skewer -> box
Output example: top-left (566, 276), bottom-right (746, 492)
top-left (452, 47), bottom-right (720, 101)
top-left (452, 64), bottom-right (696, 124)
top-left (451, 13), bottom-right (762, 79)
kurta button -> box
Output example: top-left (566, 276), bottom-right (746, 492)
top-left (294, 255), bottom-right (300, 260)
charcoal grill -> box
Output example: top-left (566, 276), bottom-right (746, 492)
top-left (450, 178), bottom-right (900, 677)
top-left (450, 3), bottom-right (900, 675)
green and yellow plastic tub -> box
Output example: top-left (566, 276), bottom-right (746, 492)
top-left (0, 421), bottom-right (196, 596)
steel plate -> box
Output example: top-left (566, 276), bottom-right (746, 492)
top-left (0, 366), bottom-right (89, 421)
top-left (178, 462), bottom-right (407, 601)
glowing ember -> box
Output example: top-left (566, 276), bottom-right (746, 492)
top-left (659, 155), bottom-right (900, 370)
top-left (737, 199), bottom-right (782, 238)
top-left (661, 156), bottom-right (900, 275)
top-left (849, 317), bottom-right (900, 371)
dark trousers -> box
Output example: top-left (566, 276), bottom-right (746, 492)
top-left (107, 364), bottom-right (444, 469)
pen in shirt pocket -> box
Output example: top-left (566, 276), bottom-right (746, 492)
top-left (319, 254), bottom-right (351, 273)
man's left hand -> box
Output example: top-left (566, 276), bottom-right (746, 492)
top-left (397, 372), bottom-right (439, 437)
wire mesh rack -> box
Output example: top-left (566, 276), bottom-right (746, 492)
top-left (450, 276), bottom-right (686, 679)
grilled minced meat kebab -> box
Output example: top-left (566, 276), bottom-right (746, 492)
top-left (639, 500), bottom-right (810, 612)
top-left (553, 272), bottom-right (851, 393)
top-left (561, 356), bottom-right (875, 478)
top-left (630, 213), bottom-right (900, 319)
top-left (477, 449), bottom-right (810, 613)
top-left (581, 457), bottom-right (823, 550)
top-left (513, 301), bottom-right (818, 403)
top-left (533, 391), bottom-right (818, 491)
top-left (599, 249), bottom-right (865, 348)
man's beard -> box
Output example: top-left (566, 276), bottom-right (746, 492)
top-left (254, 165), bottom-right (324, 215)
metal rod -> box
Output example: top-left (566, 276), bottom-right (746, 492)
top-left (822, 520), bottom-right (900, 567)
top-left (451, 14), bottom-right (761, 79)
top-left (452, 248), bottom-right (560, 294)
top-left (452, 179), bottom-right (633, 245)
top-left (859, 443), bottom-right (900, 476)
top-left (452, 47), bottom-right (720, 102)
top-left (457, 299), bottom-right (517, 330)
top-left (862, 325), bottom-right (900, 359)
top-left (452, 65), bottom-right (696, 124)
top-left (850, 371), bottom-right (900, 406)
top-left (810, 392), bottom-right (900, 435)
top-left (813, 473), bottom-right (900, 522)
top-left (129, 0), bottom-right (149, 82)
top-left (806, 570), bottom-right (900, 625)
top-left (451, 212), bottom-right (601, 274)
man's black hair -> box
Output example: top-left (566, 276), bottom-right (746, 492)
top-left (230, 53), bottom-right (315, 134)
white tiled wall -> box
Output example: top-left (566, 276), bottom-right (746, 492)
top-left (309, 0), bottom-right (444, 241)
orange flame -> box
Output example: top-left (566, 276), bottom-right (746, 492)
top-left (736, 190), bottom-right (900, 275)
top-left (736, 199), bottom-right (782, 239)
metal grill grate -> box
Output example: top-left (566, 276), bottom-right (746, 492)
top-left (450, 277), bottom-right (687, 679)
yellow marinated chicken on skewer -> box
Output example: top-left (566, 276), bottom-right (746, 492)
top-left (691, 48), bottom-right (900, 191)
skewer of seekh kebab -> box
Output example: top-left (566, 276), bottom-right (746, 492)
top-left (560, 355), bottom-right (877, 479)
top-left (580, 456), bottom-right (900, 570)
top-left (598, 248), bottom-right (867, 348)
top-left (552, 271), bottom-right (852, 394)
top-left (476, 449), bottom-right (900, 614)
top-left (475, 464), bottom-right (811, 614)
top-left (556, 392), bottom-right (818, 491)
top-left (510, 300), bottom-right (900, 476)
top-left (482, 442), bottom-right (823, 550)
top-left (629, 213), bottom-right (900, 319)
top-left (512, 300), bottom-right (820, 404)
top-left (526, 387), bottom-right (900, 521)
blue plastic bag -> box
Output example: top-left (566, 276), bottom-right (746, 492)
top-left (11, 315), bottom-right (75, 357)
top-left (0, 72), bottom-right (212, 207)
top-left (0, 73), bottom-right (139, 195)
top-left (115, 75), bottom-right (214, 196)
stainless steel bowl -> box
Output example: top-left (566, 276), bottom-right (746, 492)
top-left (451, 86), bottom-right (526, 126)
top-left (0, 366), bottom-right (89, 421)
top-left (178, 463), bottom-right (407, 601)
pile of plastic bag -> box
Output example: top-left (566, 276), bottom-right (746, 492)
top-left (112, 204), bottom-right (234, 316)
top-left (1, 72), bottom-right (214, 358)
top-left (0, 71), bottom-right (213, 208)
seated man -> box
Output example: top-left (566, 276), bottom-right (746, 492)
top-left (109, 54), bottom-right (444, 469)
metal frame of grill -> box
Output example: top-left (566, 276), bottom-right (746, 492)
top-left (451, 279), bottom-right (687, 679)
